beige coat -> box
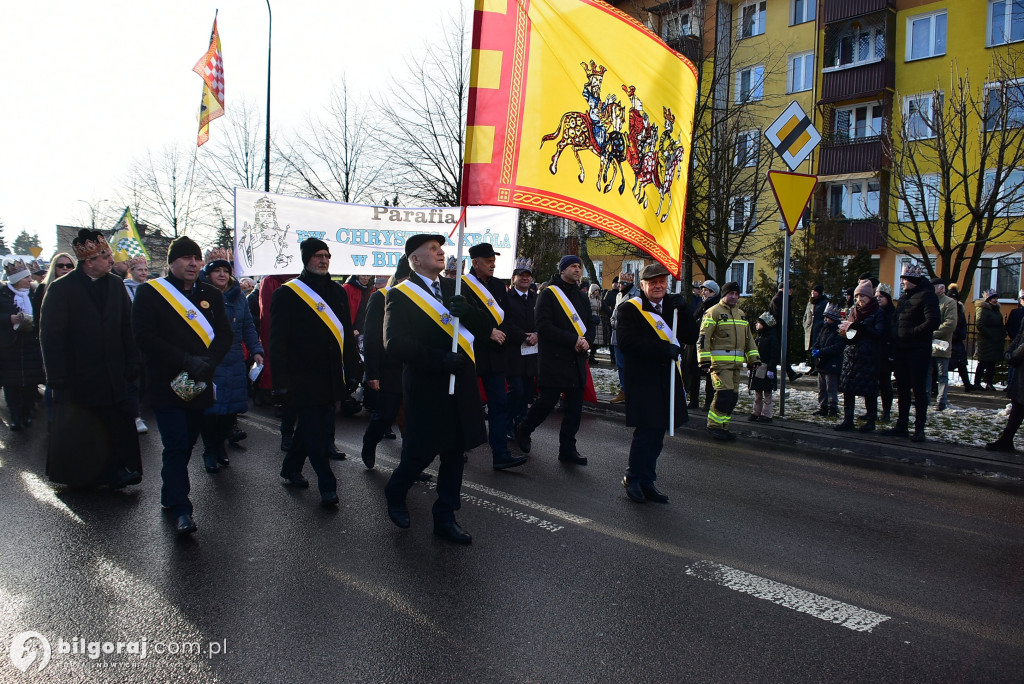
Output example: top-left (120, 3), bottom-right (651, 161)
top-left (932, 293), bottom-right (957, 359)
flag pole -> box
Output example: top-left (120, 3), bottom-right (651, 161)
top-left (669, 279), bottom-right (682, 437)
top-left (448, 207), bottom-right (468, 395)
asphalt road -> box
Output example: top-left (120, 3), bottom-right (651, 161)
top-left (1, 404), bottom-right (1022, 683)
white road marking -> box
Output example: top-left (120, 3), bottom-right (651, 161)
top-left (685, 560), bottom-right (891, 632)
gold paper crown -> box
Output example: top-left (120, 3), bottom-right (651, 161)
top-left (581, 60), bottom-right (607, 78)
top-left (3, 258), bottom-right (30, 280)
top-left (205, 247), bottom-right (233, 263)
top-left (28, 259), bottom-right (47, 275)
top-left (126, 255), bottom-right (148, 269)
top-left (71, 231), bottom-right (110, 260)
top-left (513, 257), bottom-right (534, 274)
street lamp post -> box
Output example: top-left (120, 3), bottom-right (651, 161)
top-left (265, 0), bottom-right (272, 193)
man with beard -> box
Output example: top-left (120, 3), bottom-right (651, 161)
top-left (515, 255), bottom-right (595, 465)
top-left (40, 229), bottom-right (143, 489)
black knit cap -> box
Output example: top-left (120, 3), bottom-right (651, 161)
top-left (166, 236), bottom-right (203, 264)
top-left (721, 281), bottom-right (741, 296)
top-left (394, 254), bottom-right (411, 281)
top-left (300, 237), bottom-right (330, 266)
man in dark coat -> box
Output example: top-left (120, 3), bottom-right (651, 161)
top-left (133, 236), bottom-right (231, 535)
top-left (40, 229), bottom-right (142, 489)
top-left (515, 255), bottom-right (596, 464)
top-left (461, 242), bottom-right (526, 471)
top-left (880, 264), bottom-right (940, 442)
top-left (1, 259), bottom-right (45, 431)
top-left (270, 238), bottom-right (362, 507)
top-left (504, 258), bottom-right (539, 442)
top-left (769, 283), bottom-right (801, 381)
top-left (383, 234), bottom-right (491, 544)
top-left (616, 263), bottom-right (697, 504)
top-left (803, 284), bottom-right (828, 373)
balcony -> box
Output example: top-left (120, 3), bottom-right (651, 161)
top-left (823, 0), bottom-right (894, 24)
top-left (820, 60), bottom-right (895, 104)
top-left (666, 34), bottom-right (703, 66)
top-left (818, 137), bottom-right (888, 176)
top-left (814, 219), bottom-right (886, 251)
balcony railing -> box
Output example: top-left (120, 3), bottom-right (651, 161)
top-left (814, 219), bottom-right (887, 251)
top-left (820, 60), bottom-right (895, 104)
top-left (666, 34), bottom-right (703, 66)
top-left (818, 137), bottom-right (888, 175)
top-left (823, 0), bottom-right (894, 24)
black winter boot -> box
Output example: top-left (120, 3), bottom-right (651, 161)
top-left (834, 405), bottom-right (855, 431)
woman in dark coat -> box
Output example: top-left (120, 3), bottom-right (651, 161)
top-left (987, 328), bottom-right (1024, 452)
top-left (836, 281), bottom-right (884, 432)
top-left (1, 259), bottom-right (46, 430)
top-left (974, 290), bottom-right (1006, 390)
top-left (946, 284), bottom-right (974, 392)
top-left (874, 283), bottom-right (898, 422)
top-left (748, 312), bottom-right (780, 422)
top-left (199, 256), bottom-right (263, 472)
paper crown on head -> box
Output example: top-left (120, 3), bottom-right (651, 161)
top-left (3, 258), bottom-right (31, 283)
top-left (126, 254), bottom-right (148, 269)
top-left (876, 282), bottom-right (893, 297)
top-left (205, 247), bottom-right (233, 263)
top-left (70, 229), bottom-right (110, 261)
top-left (899, 263), bottom-right (926, 280)
top-left (758, 312), bottom-right (776, 327)
top-left (513, 257), bottom-right (534, 275)
top-left (29, 259), bottom-right (47, 275)
top-left (983, 288), bottom-right (1000, 301)
top-left (444, 256), bottom-right (458, 272)
top-left (823, 303), bottom-right (843, 321)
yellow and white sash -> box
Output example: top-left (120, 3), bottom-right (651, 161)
top-left (626, 296), bottom-right (682, 378)
top-left (462, 273), bottom-right (504, 325)
top-left (395, 280), bottom-right (476, 363)
top-left (150, 277), bottom-right (215, 348)
top-left (283, 278), bottom-right (345, 356)
top-left (550, 286), bottom-right (587, 336)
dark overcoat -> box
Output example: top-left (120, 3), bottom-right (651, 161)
top-left (363, 288), bottom-right (402, 392)
top-left (839, 307), bottom-right (884, 397)
top-left (814, 322), bottom-right (845, 375)
top-left (895, 284), bottom-right (940, 351)
top-left (0, 286), bottom-right (45, 388)
top-left (975, 300), bottom-right (1007, 362)
top-left (132, 273), bottom-right (232, 411)
top-left (617, 292), bottom-right (697, 429)
top-left (206, 279), bottom-right (263, 415)
top-left (535, 276), bottom-right (595, 389)
top-left (750, 324), bottom-right (780, 392)
top-left (463, 268), bottom-right (511, 376)
top-left (270, 271), bottom-right (362, 407)
top-left (384, 273), bottom-right (490, 455)
top-left (1004, 330), bottom-right (1024, 404)
top-left (504, 286), bottom-right (538, 377)
top-left (877, 301), bottom-right (898, 375)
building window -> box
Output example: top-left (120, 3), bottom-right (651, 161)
top-left (984, 168), bottom-right (1024, 216)
top-left (735, 64), bottom-right (765, 103)
top-left (977, 254), bottom-right (1022, 300)
top-left (834, 103), bottom-right (884, 140)
top-left (903, 93), bottom-right (941, 140)
top-left (734, 129), bottom-right (759, 168)
top-left (826, 25), bottom-right (885, 69)
top-left (788, 51), bottom-right (815, 93)
top-left (728, 261), bottom-right (756, 296)
top-left (728, 196), bottom-right (756, 232)
top-left (898, 174), bottom-right (941, 222)
top-left (828, 180), bottom-right (881, 219)
top-left (739, 1), bottom-right (766, 39)
top-left (985, 79), bottom-right (1024, 131)
top-left (907, 11), bottom-right (947, 61)
top-left (621, 259), bottom-right (643, 277)
top-left (792, 0), bottom-right (815, 25)
top-left (661, 10), bottom-right (692, 40)
top-left (989, 0), bottom-right (1024, 46)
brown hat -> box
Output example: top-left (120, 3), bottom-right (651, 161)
top-left (854, 280), bottom-right (875, 298)
top-left (640, 262), bottom-right (671, 280)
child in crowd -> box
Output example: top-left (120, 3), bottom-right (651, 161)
top-left (811, 304), bottom-right (844, 417)
top-left (748, 312), bottom-right (780, 423)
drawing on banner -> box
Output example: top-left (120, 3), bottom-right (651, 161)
top-left (540, 60), bottom-right (685, 224)
top-left (237, 195), bottom-right (293, 269)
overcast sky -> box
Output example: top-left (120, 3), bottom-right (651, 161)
top-left (0, 0), bottom-right (459, 256)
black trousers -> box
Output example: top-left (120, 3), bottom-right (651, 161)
top-left (626, 426), bottom-right (665, 485)
top-left (200, 413), bottom-right (234, 458)
top-left (280, 403), bottom-right (337, 494)
top-left (363, 389), bottom-right (401, 448)
top-left (893, 349), bottom-right (930, 426)
top-left (522, 386), bottom-right (584, 454)
top-left (385, 448), bottom-right (464, 523)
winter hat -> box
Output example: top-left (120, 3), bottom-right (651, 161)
top-left (946, 283), bottom-right (959, 300)
top-left (203, 247), bottom-right (233, 276)
top-left (823, 303), bottom-right (842, 321)
top-left (811, 283), bottom-right (824, 294)
top-left (300, 237), bottom-right (330, 266)
top-left (876, 282), bottom-right (893, 299)
top-left (558, 255), bottom-right (583, 272)
top-left (640, 262), bottom-right (671, 280)
top-left (984, 289), bottom-right (1000, 302)
top-left (404, 234), bottom-right (446, 257)
top-left (167, 236), bottom-right (203, 264)
top-left (701, 280), bottom-right (720, 295)
top-left (758, 312), bottom-right (776, 327)
top-left (721, 281), bottom-right (741, 296)
top-left (854, 280), bottom-right (875, 298)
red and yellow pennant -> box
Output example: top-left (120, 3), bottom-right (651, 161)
top-left (462, 0), bottom-right (698, 276)
top-left (194, 15), bottom-right (225, 147)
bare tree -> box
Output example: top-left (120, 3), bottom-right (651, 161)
top-left (123, 144), bottom-right (207, 241)
top-left (886, 48), bottom-right (1024, 295)
top-left (198, 98), bottom-right (273, 210)
top-left (374, 10), bottom-right (469, 207)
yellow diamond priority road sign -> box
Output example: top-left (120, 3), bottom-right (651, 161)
top-left (765, 101), bottom-right (821, 172)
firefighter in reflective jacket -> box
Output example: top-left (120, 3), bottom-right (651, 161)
top-left (698, 281), bottom-right (760, 440)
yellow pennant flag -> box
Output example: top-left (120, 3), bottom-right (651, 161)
top-left (462, 0), bottom-right (698, 276)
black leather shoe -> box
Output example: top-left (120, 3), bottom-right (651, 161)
top-left (320, 491), bottom-right (339, 507)
top-left (109, 468), bottom-right (142, 489)
top-left (8, 419), bottom-right (22, 432)
top-left (640, 484), bottom-right (669, 503)
top-left (329, 445), bottom-right (347, 460)
top-left (217, 454), bottom-right (230, 466)
top-left (757, 416), bottom-right (772, 423)
top-left (433, 520), bottom-right (472, 544)
top-left (515, 424), bottom-right (532, 453)
top-left (228, 427), bottom-right (247, 444)
top-left (493, 452), bottom-right (528, 470)
top-left (174, 514), bottom-right (197, 536)
top-left (203, 453), bottom-right (220, 473)
top-left (416, 472), bottom-right (433, 482)
top-left (384, 430), bottom-right (397, 440)
top-left (386, 498), bottom-right (410, 528)
top-left (880, 425), bottom-right (909, 438)
top-left (622, 477), bottom-right (645, 503)
top-left (985, 439), bottom-right (1016, 453)
top-left (361, 443), bottom-right (376, 469)
top-left (558, 450), bottom-right (587, 465)
top-left (706, 427), bottom-right (732, 441)
top-left (281, 472), bottom-right (309, 488)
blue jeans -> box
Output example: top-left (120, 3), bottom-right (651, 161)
top-left (931, 357), bottom-right (950, 406)
top-left (626, 427), bottom-right (665, 485)
top-left (615, 347), bottom-right (626, 388)
top-left (153, 408), bottom-right (204, 517)
top-left (280, 403), bottom-right (337, 494)
top-left (480, 372), bottom-right (510, 458)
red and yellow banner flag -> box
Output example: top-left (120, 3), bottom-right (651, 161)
top-left (462, 0), bottom-right (698, 276)
top-left (194, 15), bottom-right (224, 147)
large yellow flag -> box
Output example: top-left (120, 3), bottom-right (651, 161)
top-left (462, 0), bottom-right (698, 276)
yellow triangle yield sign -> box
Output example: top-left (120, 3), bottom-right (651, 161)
top-left (768, 170), bottom-right (817, 235)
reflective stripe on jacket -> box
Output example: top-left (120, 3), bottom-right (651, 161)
top-left (698, 301), bottom-right (760, 369)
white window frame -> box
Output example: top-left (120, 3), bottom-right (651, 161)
top-left (894, 256), bottom-right (937, 299)
top-left (728, 260), bottom-right (756, 296)
top-left (983, 168), bottom-right (1024, 217)
top-left (906, 10), bottom-right (947, 61)
top-left (988, 0), bottom-right (1024, 47)
top-left (898, 174), bottom-right (941, 222)
top-left (975, 252), bottom-right (1023, 301)
top-left (661, 9), bottom-right (693, 41)
top-left (985, 78), bottom-right (1024, 131)
top-left (824, 25), bottom-right (885, 70)
top-left (735, 64), bottom-right (765, 104)
top-left (621, 259), bottom-right (643, 277)
top-left (792, 0), bottom-right (815, 26)
top-left (787, 51), bottom-right (815, 93)
top-left (727, 195), bottom-right (756, 232)
top-left (827, 179), bottom-right (881, 220)
top-left (834, 102), bottom-right (884, 140)
top-left (902, 92), bottom-right (942, 141)
top-left (734, 129), bottom-right (759, 167)
top-left (738, 1), bottom-right (767, 39)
